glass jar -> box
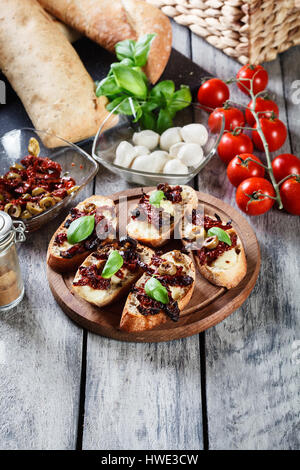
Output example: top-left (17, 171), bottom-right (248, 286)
top-left (0, 211), bottom-right (26, 311)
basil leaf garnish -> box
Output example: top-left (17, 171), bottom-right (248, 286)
top-left (149, 190), bottom-right (166, 208)
top-left (112, 65), bottom-right (148, 99)
top-left (133, 34), bottom-right (156, 67)
top-left (101, 250), bottom-right (124, 279)
top-left (145, 277), bottom-right (169, 304)
top-left (207, 227), bottom-right (232, 246)
top-left (67, 216), bottom-right (95, 245)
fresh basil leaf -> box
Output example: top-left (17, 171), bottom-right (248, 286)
top-left (149, 190), bottom-right (166, 208)
top-left (145, 277), bottom-right (169, 304)
top-left (151, 80), bottom-right (175, 100)
top-left (140, 109), bottom-right (157, 131)
top-left (142, 100), bottom-right (159, 113)
top-left (101, 250), bottom-right (124, 279)
top-left (119, 58), bottom-right (135, 67)
top-left (115, 39), bottom-right (136, 62)
top-left (168, 85), bottom-right (192, 116)
top-left (106, 96), bottom-right (126, 112)
top-left (133, 33), bottom-right (156, 67)
top-left (67, 216), bottom-right (95, 245)
top-left (207, 227), bottom-right (232, 246)
top-left (157, 108), bottom-right (173, 134)
top-left (112, 65), bottom-right (148, 99)
top-left (95, 76), bottom-right (123, 97)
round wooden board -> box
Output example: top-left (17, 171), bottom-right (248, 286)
top-left (47, 188), bottom-right (260, 343)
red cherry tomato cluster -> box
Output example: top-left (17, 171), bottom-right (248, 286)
top-left (197, 65), bottom-right (300, 216)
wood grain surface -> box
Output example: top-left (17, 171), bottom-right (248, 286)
top-left (0, 20), bottom-right (299, 451)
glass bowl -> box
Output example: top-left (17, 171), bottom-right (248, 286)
top-left (92, 102), bottom-right (225, 185)
top-left (0, 128), bottom-right (98, 232)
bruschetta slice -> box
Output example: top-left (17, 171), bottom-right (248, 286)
top-left (47, 195), bottom-right (117, 273)
top-left (182, 210), bottom-right (247, 289)
top-left (72, 238), bottom-right (154, 307)
top-left (120, 250), bottom-right (195, 332)
top-left (127, 184), bottom-right (198, 248)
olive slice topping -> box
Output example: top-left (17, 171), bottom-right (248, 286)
top-left (202, 235), bottom-right (219, 250)
top-left (157, 261), bottom-right (177, 276)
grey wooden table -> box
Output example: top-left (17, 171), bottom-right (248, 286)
top-left (0, 22), bottom-right (299, 450)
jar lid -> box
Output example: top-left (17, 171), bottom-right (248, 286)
top-left (0, 211), bottom-right (13, 242)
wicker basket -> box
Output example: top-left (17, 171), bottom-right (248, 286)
top-left (146, 0), bottom-right (300, 64)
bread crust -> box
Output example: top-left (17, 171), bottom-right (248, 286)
top-left (127, 185), bottom-right (198, 248)
top-left (182, 216), bottom-right (247, 289)
top-left (38, 0), bottom-right (172, 83)
top-left (120, 250), bottom-right (195, 332)
top-left (72, 243), bottom-right (155, 307)
top-left (0, 0), bottom-right (109, 147)
top-left (193, 238), bottom-right (247, 289)
top-left (47, 195), bottom-right (116, 273)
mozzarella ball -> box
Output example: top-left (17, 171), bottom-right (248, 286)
top-left (131, 151), bottom-right (168, 173)
top-left (114, 141), bottom-right (136, 168)
top-left (180, 123), bottom-right (208, 146)
top-left (163, 159), bottom-right (188, 175)
top-left (133, 145), bottom-right (150, 157)
top-left (177, 143), bottom-right (204, 167)
top-left (169, 142), bottom-right (185, 158)
top-left (160, 127), bottom-right (182, 151)
top-left (132, 130), bottom-right (159, 150)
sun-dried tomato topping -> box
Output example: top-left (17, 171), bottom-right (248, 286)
top-left (198, 232), bottom-right (237, 266)
top-left (191, 212), bottom-right (232, 231)
top-left (131, 193), bottom-right (173, 230)
top-left (73, 265), bottom-right (111, 290)
top-left (156, 183), bottom-right (183, 203)
top-left (155, 266), bottom-right (194, 287)
top-left (0, 155), bottom-right (76, 212)
top-left (54, 232), bottom-right (67, 246)
top-left (132, 286), bottom-right (180, 322)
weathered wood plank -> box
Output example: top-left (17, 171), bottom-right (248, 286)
top-left (0, 187), bottom-right (92, 449)
top-left (82, 22), bottom-right (204, 451)
top-left (192, 34), bottom-right (300, 449)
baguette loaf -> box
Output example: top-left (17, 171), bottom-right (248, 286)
top-left (38, 0), bottom-right (172, 84)
top-left (47, 196), bottom-right (117, 273)
top-left (0, 0), bottom-right (109, 147)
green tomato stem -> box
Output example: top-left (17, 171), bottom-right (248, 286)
top-left (236, 72), bottom-right (284, 210)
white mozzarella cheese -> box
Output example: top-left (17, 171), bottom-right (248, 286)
top-left (180, 123), bottom-right (208, 146)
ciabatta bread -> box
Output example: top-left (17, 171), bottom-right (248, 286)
top-left (47, 196), bottom-right (116, 273)
top-left (120, 250), bottom-right (195, 332)
top-left (0, 0), bottom-right (109, 147)
top-left (182, 212), bottom-right (247, 289)
top-left (72, 240), bottom-right (154, 307)
top-left (127, 184), bottom-right (198, 248)
top-left (38, 0), bottom-right (172, 84)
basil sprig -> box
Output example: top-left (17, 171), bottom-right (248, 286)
top-left (149, 190), bottom-right (166, 208)
top-left (101, 250), bottom-right (124, 279)
top-left (95, 34), bottom-right (192, 133)
top-left (145, 277), bottom-right (169, 304)
top-left (207, 227), bottom-right (232, 246)
top-left (67, 216), bottom-right (95, 244)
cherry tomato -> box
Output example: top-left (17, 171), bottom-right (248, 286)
top-left (236, 64), bottom-right (268, 96)
top-left (252, 117), bottom-right (287, 152)
top-left (227, 153), bottom-right (265, 187)
top-left (208, 106), bottom-right (245, 133)
top-left (197, 78), bottom-right (230, 111)
top-left (271, 153), bottom-right (300, 183)
top-left (236, 177), bottom-right (275, 215)
top-left (217, 131), bottom-right (253, 165)
top-left (245, 97), bottom-right (279, 126)
top-left (280, 177), bottom-right (300, 215)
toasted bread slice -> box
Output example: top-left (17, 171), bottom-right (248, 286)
top-left (120, 250), bottom-right (195, 332)
top-left (182, 212), bottom-right (247, 289)
top-left (127, 184), bottom-right (198, 248)
top-left (72, 240), bottom-right (154, 307)
top-left (47, 195), bottom-right (117, 273)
